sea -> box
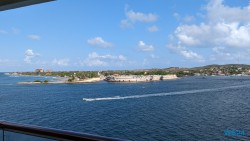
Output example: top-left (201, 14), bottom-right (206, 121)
top-left (0, 73), bottom-right (249, 141)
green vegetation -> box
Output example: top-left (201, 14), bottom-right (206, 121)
top-left (34, 80), bottom-right (42, 83)
top-left (101, 70), bottom-right (172, 76)
top-left (67, 78), bottom-right (74, 82)
top-left (175, 71), bottom-right (194, 77)
top-left (16, 64), bottom-right (250, 79)
top-left (33, 80), bottom-right (49, 84)
top-left (21, 71), bottom-right (99, 79)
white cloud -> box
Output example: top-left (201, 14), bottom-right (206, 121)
top-left (28, 34), bottom-right (41, 40)
top-left (87, 37), bottom-right (112, 48)
top-left (174, 23), bottom-right (209, 46)
top-left (138, 41), bottom-right (154, 52)
top-left (147, 25), bottom-right (159, 32)
top-left (167, 44), bottom-right (205, 62)
top-left (118, 55), bottom-right (127, 61)
top-left (175, 22), bottom-right (250, 48)
top-left (206, 0), bottom-right (250, 24)
top-left (172, 0), bottom-right (250, 48)
top-left (121, 7), bottom-right (158, 28)
top-left (212, 47), bottom-right (231, 57)
top-left (126, 10), bottom-right (158, 23)
top-left (80, 52), bottom-right (127, 67)
top-left (168, 0), bottom-right (250, 63)
top-left (219, 23), bottom-right (250, 48)
top-left (52, 59), bottom-right (70, 67)
top-left (24, 49), bottom-right (40, 63)
top-left (88, 52), bottom-right (116, 60)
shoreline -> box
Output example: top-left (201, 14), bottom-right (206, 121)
top-left (16, 75), bottom-right (179, 85)
top-left (105, 75), bottom-right (178, 83)
top-left (17, 77), bottom-right (103, 85)
top-left (15, 75), bottom-right (250, 85)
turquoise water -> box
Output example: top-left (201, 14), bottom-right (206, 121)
top-left (0, 73), bottom-right (249, 141)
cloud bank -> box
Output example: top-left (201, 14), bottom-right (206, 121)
top-left (168, 0), bottom-right (250, 63)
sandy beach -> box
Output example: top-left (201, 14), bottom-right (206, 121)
top-left (76, 77), bottom-right (102, 83)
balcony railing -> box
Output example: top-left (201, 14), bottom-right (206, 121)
top-left (0, 121), bottom-right (124, 141)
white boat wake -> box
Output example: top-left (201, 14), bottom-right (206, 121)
top-left (83, 84), bottom-right (250, 102)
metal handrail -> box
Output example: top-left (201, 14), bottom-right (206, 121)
top-left (0, 0), bottom-right (55, 11)
top-left (0, 121), bottom-right (124, 141)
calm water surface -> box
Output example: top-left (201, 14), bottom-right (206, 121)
top-left (0, 73), bottom-right (249, 141)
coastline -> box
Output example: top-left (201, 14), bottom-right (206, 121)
top-left (17, 77), bottom-right (103, 84)
top-left (105, 75), bottom-right (178, 83)
top-left (17, 75), bottom-right (179, 84)
top-left (15, 75), bottom-right (250, 85)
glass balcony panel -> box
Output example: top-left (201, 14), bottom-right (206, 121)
top-left (0, 129), bottom-right (3, 141)
top-left (4, 131), bottom-right (56, 141)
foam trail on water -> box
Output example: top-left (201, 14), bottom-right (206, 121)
top-left (83, 84), bottom-right (250, 102)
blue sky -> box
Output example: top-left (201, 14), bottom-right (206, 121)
top-left (1, 0), bottom-right (250, 72)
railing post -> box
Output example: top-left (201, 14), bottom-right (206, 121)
top-left (2, 128), bottom-right (4, 141)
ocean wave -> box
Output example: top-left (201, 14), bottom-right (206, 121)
top-left (9, 76), bottom-right (20, 78)
top-left (83, 84), bottom-right (250, 102)
top-left (0, 84), bottom-right (13, 86)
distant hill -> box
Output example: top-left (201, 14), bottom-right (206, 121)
top-left (16, 64), bottom-right (250, 77)
top-left (192, 64), bottom-right (250, 70)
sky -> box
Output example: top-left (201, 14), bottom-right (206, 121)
top-left (1, 0), bottom-right (250, 72)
